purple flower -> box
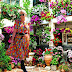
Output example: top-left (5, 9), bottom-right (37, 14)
top-left (58, 33), bottom-right (60, 35)
top-left (53, 29), bottom-right (55, 32)
top-left (56, 28), bottom-right (59, 30)
top-left (71, 2), bottom-right (72, 4)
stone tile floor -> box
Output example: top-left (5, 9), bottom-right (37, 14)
top-left (6, 67), bottom-right (60, 72)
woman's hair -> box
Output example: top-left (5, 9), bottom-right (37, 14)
top-left (18, 9), bottom-right (27, 15)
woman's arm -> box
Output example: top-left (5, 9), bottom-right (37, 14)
top-left (11, 21), bottom-right (17, 43)
top-left (11, 29), bottom-right (16, 41)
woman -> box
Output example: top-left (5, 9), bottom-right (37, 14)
top-left (6, 9), bottom-right (30, 72)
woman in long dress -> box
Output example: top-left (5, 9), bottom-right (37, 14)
top-left (6, 10), bottom-right (30, 72)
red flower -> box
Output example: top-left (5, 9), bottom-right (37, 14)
top-left (55, 41), bottom-right (57, 43)
top-left (10, 9), bottom-right (12, 11)
top-left (55, 38), bottom-right (56, 39)
top-left (45, 49), bottom-right (46, 52)
top-left (50, 52), bottom-right (53, 54)
top-left (53, 41), bottom-right (54, 43)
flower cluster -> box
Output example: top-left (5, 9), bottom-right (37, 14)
top-left (53, 38), bottom-right (62, 43)
top-left (40, 11), bottom-right (53, 21)
top-left (50, 1), bottom-right (71, 16)
top-left (33, 48), bottom-right (43, 56)
top-left (44, 48), bottom-right (53, 55)
top-left (4, 26), bottom-right (14, 34)
top-left (60, 10), bottom-right (66, 14)
top-left (39, 0), bottom-right (47, 2)
top-left (68, 50), bottom-right (72, 59)
top-left (32, 57), bottom-right (36, 64)
top-left (53, 28), bottom-right (60, 35)
top-left (0, 34), bottom-right (4, 40)
top-left (57, 15), bottom-right (67, 24)
top-left (60, 28), bottom-right (72, 33)
top-left (30, 15), bottom-right (41, 26)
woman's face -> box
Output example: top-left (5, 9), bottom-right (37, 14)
top-left (20, 11), bottom-right (26, 21)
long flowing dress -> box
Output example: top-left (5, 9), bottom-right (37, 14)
top-left (6, 20), bottom-right (30, 60)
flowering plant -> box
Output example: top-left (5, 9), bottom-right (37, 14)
top-left (53, 38), bottom-right (62, 43)
top-left (53, 28), bottom-right (60, 35)
top-left (42, 26), bottom-right (51, 43)
top-left (57, 15), bottom-right (67, 24)
top-left (38, 56), bottom-right (44, 63)
top-left (39, 0), bottom-right (47, 2)
top-left (68, 50), bottom-right (72, 59)
top-left (0, 34), bottom-right (4, 40)
top-left (4, 26), bottom-right (14, 34)
top-left (33, 48), bottom-right (43, 56)
top-left (40, 11), bottom-right (53, 21)
top-left (30, 15), bottom-right (41, 26)
top-left (50, 58), bottom-right (59, 65)
top-left (44, 48), bottom-right (53, 55)
top-left (32, 57), bottom-right (36, 64)
top-left (12, 58), bottom-right (21, 66)
top-left (50, 1), bottom-right (72, 17)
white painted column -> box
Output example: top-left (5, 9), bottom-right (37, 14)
top-left (49, 20), bottom-right (55, 47)
top-left (20, 0), bottom-right (23, 8)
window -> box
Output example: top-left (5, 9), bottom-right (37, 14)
top-left (2, 0), bottom-right (20, 5)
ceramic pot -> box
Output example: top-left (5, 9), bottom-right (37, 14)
top-left (44, 54), bottom-right (52, 66)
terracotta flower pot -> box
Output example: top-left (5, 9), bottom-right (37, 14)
top-left (4, 69), bottom-right (7, 72)
top-left (37, 64), bottom-right (40, 67)
top-left (61, 69), bottom-right (65, 72)
top-left (17, 66), bottom-right (21, 69)
top-left (44, 54), bottom-right (52, 66)
top-left (40, 64), bottom-right (42, 67)
top-left (11, 63), bottom-right (14, 69)
top-left (43, 64), bottom-right (45, 68)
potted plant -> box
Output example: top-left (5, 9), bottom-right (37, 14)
top-left (42, 61), bottom-right (46, 68)
top-left (42, 26), bottom-right (51, 44)
top-left (50, 58), bottom-right (59, 71)
top-left (53, 38), bottom-right (62, 46)
top-left (58, 65), bottom-right (69, 72)
top-left (0, 42), bottom-right (12, 71)
top-left (44, 48), bottom-right (53, 66)
top-left (40, 11), bottom-right (53, 21)
top-left (38, 56), bottom-right (44, 67)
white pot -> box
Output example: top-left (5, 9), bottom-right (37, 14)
top-left (51, 65), bottom-right (57, 71)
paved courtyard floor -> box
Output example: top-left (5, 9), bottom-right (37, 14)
top-left (6, 67), bottom-right (60, 72)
